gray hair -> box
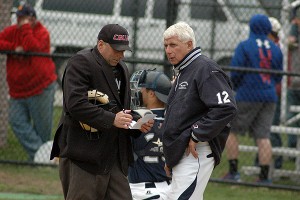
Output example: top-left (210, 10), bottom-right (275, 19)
top-left (163, 21), bottom-right (196, 48)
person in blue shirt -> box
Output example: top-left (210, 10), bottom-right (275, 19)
top-left (253, 17), bottom-right (283, 169)
top-left (223, 14), bottom-right (283, 183)
top-left (129, 69), bottom-right (172, 200)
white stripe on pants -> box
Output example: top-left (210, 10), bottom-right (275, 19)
top-left (167, 142), bottom-right (214, 200)
top-left (130, 181), bottom-right (171, 200)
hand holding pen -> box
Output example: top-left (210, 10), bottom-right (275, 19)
top-left (113, 109), bottom-right (132, 129)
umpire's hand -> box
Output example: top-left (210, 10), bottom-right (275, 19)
top-left (113, 110), bottom-right (133, 129)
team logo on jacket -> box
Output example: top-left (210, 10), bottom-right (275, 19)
top-left (150, 138), bottom-right (163, 153)
top-left (153, 138), bottom-right (163, 147)
top-left (178, 81), bottom-right (188, 89)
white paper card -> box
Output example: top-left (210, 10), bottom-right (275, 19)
top-left (129, 114), bottom-right (157, 129)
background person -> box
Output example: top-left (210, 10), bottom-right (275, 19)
top-left (0, 3), bottom-right (57, 161)
top-left (162, 21), bottom-right (237, 200)
top-left (223, 14), bottom-right (283, 183)
top-left (254, 17), bottom-right (283, 169)
top-left (267, 17), bottom-right (283, 169)
top-left (50, 24), bottom-right (153, 200)
top-left (286, 2), bottom-right (300, 149)
top-left (129, 69), bottom-right (172, 200)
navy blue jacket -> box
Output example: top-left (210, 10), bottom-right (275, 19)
top-left (162, 47), bottom-right (237, 168)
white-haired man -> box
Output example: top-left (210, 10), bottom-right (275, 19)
top-left (161, 21), bottom-right (237, 200)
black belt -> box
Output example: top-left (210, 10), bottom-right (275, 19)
top-left (145, 182), bottom-right (156, 188)
top-left (145, 180), bottom-right (171, 188)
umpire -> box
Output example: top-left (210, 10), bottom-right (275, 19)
top-left (50, 24), bottom-right (153, 199)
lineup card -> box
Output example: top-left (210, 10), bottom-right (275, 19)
top-left (129, 114), bottom-right (157, 129)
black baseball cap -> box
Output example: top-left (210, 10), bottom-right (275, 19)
top-left (97, 24), bottom-right (131, 51)
top-left (16, 4), bottom-right (36, 18)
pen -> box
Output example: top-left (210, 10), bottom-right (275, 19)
top-left (123, 109), bottom-right (132, 114)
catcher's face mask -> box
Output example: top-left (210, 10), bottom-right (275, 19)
top-left (130, 70), bottom-right (146, 110)
top-left (130, 69), bottom-right (170, 109)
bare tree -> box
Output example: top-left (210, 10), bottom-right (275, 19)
top-left (0, 0), bottom-right (13, 147)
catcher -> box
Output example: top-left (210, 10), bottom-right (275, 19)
top-left (129, 69), bottom-right (172, 200)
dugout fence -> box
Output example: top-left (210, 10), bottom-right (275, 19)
top-left (1, 0), bottom-right (300, 190)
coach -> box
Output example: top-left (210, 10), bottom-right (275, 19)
top-left (161, 21), bottom-right (237, 200)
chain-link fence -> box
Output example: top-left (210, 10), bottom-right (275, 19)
top-left (1, 0), bottom-right (300, 190)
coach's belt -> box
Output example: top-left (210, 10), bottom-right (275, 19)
top-left (145, 182), bottom-right (156, 188)
top-left (145, 180), bottom-right (171, 189)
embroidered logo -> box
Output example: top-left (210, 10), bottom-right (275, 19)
top-left (113, 34), bottom-right (129, 41)
top-left (152, 138), bottom-right (163, 147)
top-left (256, 39), bottom-right (272, 84)
top-left (193, 124), bottom-right (199, 129)
top-left (178, 81), bottom-right (188, 90)
top-left (150, 138), bottom-right (163, 153)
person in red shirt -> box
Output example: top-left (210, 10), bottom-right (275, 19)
top-left (0, 3), bottom-right (57, 161)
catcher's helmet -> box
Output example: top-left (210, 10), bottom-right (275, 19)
top-left (130, 69), bottom-right (172, 109)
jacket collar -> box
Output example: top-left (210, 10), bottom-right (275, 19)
top-left (173, 47), bottom-right (201, 71)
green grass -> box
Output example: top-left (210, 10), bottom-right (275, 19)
top-left (205, 182), bottom-right (298, 200)
top-left (0, 106), bottom-right (299, 199)
top-left (211, 146), bottom-right (299, 186)
top-left (0, 164), bottom-right (62, 197)
top-left (0, 163), bottom-right (299, 200)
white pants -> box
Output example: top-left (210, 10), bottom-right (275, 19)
top-left (130, 181), bottom-right (171, 200)
top-left (167, 142), bottom-right (214, 200)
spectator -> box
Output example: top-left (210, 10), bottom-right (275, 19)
top-left (268, 17), bottom-right (283, 169)
top-left (268, 17), bottom-right (281, 45)
top-left (162, 21), bottom-right (237, 200)
top-left (50, 24), bottom-right (153, 199)
top-left (0, 3), bottom-right (57, 161)
top-left (286, 2), bottom-right (300, 149)
top-left (223, 14), bottom-right (283, 183)
top-left (254, 17), bottom-right (283, 169)
top-left (129, 69), bottom-right (172, 200)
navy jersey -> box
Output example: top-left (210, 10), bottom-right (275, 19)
top-left (128, 108), bottom-right (169, 183)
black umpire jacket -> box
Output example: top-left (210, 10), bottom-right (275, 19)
top-left (50, 46), bottom-right (140, 175)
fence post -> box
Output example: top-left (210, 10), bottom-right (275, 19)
top-left (0, 0), bottom-right (12, 147)
top-left (164, 0), bottom-right (178, 78)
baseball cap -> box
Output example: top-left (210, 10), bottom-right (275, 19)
top-left (97, 24), bottom-right (131, 51)
top-left (268, 17), bottom-right (281, 34)
top-left (16, 4), bottom-right (36, 17)
top-left (138, 71), bottom-right (172, 103)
